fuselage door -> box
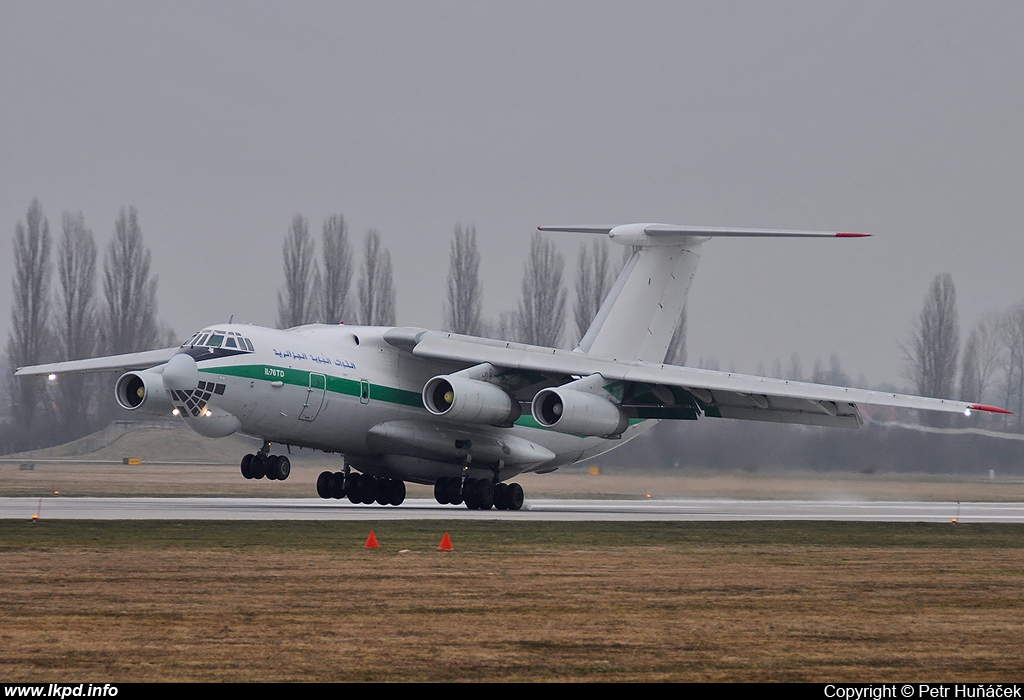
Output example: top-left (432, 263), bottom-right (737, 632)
top-left (360, 379), bottom-right (370, 405)
top-left (299, 373), bottom-right (327, 421)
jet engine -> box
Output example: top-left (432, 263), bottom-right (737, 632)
top-left (531, 388), bottom-right (628, 438)
top-left (114, 367), bottom-right (174, 415)
top-left (422, 375), bottom-right (521, 426)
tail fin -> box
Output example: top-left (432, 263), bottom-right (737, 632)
top-left (539, 223), bottom-right (868, 364)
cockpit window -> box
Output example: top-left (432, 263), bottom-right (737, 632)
top-left (185, 329), bottom-right (254, 352)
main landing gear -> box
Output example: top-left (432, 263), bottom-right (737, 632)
top-left (240, 443), bottom-right (291, 481)
top-left (434, 477), bottom-right (524, 511)
top-left (315, 469), bottom-right (406, 507)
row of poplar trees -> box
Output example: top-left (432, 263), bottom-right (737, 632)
top-left (4, 200), bottom-right (164, 451)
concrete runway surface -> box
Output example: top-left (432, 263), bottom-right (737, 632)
top-left (2, 497), bottom-right (1023, 522)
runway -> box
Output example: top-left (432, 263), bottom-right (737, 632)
top-left (3, 496), bottom-right (1024, 522)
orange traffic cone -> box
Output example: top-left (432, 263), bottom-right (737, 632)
top-left (438, 532), bottom-right (454, 551)
top-left (365, 531), bottom-right (380, 549)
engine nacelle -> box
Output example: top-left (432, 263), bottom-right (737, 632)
top-left (422, 375), bottom-right (520, 426)
top-left (532, 388), bottom-right (628, 437)
top-left (114, 368), bottom-right (174, 416)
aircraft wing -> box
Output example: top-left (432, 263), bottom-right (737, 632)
top-left (14, 347), bottom-right (180, 377)
top-left (388, 329), bottom-right (1010, 427)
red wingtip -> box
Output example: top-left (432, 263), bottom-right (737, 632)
top-left (970, 403), bottom-right (1014, 415)
top-left (836, 232), bottom-right (871, 238)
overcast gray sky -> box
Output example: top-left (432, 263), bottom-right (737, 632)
top-left (2, 1), bottom-right (1022, 387)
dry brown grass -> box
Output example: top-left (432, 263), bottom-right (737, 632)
top-left (1, 521), bottom-right (1022, 682)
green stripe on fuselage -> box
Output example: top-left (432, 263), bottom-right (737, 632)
top-left (201, 364), bottom-right (423, 407)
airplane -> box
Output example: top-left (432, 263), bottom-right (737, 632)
top-left (14, 223), bottom-right (1010, 510)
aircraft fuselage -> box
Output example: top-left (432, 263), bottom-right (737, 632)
top-left (173, 323), bottom-right (638, 484)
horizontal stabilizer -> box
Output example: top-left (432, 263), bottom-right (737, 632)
top-left (539, 223), bottom-right (869, 243)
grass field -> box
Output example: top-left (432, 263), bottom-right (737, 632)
top-left (1, 520), bottom-right (1022, 682)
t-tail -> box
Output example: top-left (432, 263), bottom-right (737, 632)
top-left (538, 223), bottom-right (870, 364)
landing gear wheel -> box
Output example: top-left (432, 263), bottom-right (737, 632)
top-left (386, 479), bottom-right (406, 506)
top-left (250, 454), bottom-right (266, 479)
top-left (494, 483), bottom-right (509, 510)
top-left (357, 475), bottom-right (377, 505)
top-left (375, 478), bottom-right (391, 506)
top-left (316, 471), bottom-right (332, 499)
top-left (505, 483), bottom-right (524, 511)
top-left (274, 455), bottom-right (291, 481)
top-left (330, 471), bottom-right (347, 499)
top-left (434, 478), bottom-right (451, 505)
top-left (240, 454), bottom-right (254, 479)
top-left (449, 478), bottom-right (464, 506)
top-left (463, 479), bottom-right (479, 510)
top-left (346, 473), bottom-right (363, 504)
top-left (475, 479), bottom-right (495, 510)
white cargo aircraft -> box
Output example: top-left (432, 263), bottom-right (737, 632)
top-left (15, 224), bottom-right (1009, 509)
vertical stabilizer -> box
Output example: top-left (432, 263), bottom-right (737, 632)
top-left (578, 240), bottom-right (700, 363)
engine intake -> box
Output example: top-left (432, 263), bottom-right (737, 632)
top-left (532, 388), bottom-right (628, 437)
top-left (115, 368), bottom-right (174, 415)
top-left (422, 375), bottom-right (520, 426)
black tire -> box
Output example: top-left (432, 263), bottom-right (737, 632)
top-left (358, 475), bottom-right (377, 505)
top-left (434, 477), bottom-right (450, 505)
top-left (462, 479), bottom-right (478, 510)
top-left (476, 480), bottom-right (495, 510)
top-left (346, 473), bottom-right (362, 504)
top-left (375, 478), bottom-right (391, 506)
top-left (250, 454), bottom-right (266, 479)
top-left (331, 471), bottom-right (346, 499)
top-left (275, 455), bottom-right (291, 481)
top-left (493, 483), bottom-right (509, 510)
top-left (387, 479), bottom-right (406, 507)
top-left (316, 471), bottom-right (333, 499)
top-left (240, 454), bottom-right (254, 480)
top-left (449, 478), bottom-right (464, 507)
top-left (506, 483), bottom-right (524, 511)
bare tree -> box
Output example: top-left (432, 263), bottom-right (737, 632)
top-left (277, 214), bottom-right (321, 328)
top-left (6, 199), bottom-right (52, 431)
top-left (517, 233), bottom-right (567, 347)
top-left (573, 238), bottom-right (613, 342)
top-left (102, 207), bottom-right (159, 354)
top-left (903, 273), bottom-right (959, 426)
top-left (321, 214), bottom-right (353, 324)
top-left (444, 224), bottom-right (482, 335)
top-left (903, 273), bottom-right (960, 398)
top-left (999, 303), bottom-right (1024, 430)
top-left (357, 229), bottom-right (396, 326)
top-left (960, 311), bottom-right (1004, 404)
top-left (55, 212), bottom-right (98, 435)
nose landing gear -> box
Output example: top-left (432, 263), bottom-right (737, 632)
top-left (240, 442), bottom-right (291, 481)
